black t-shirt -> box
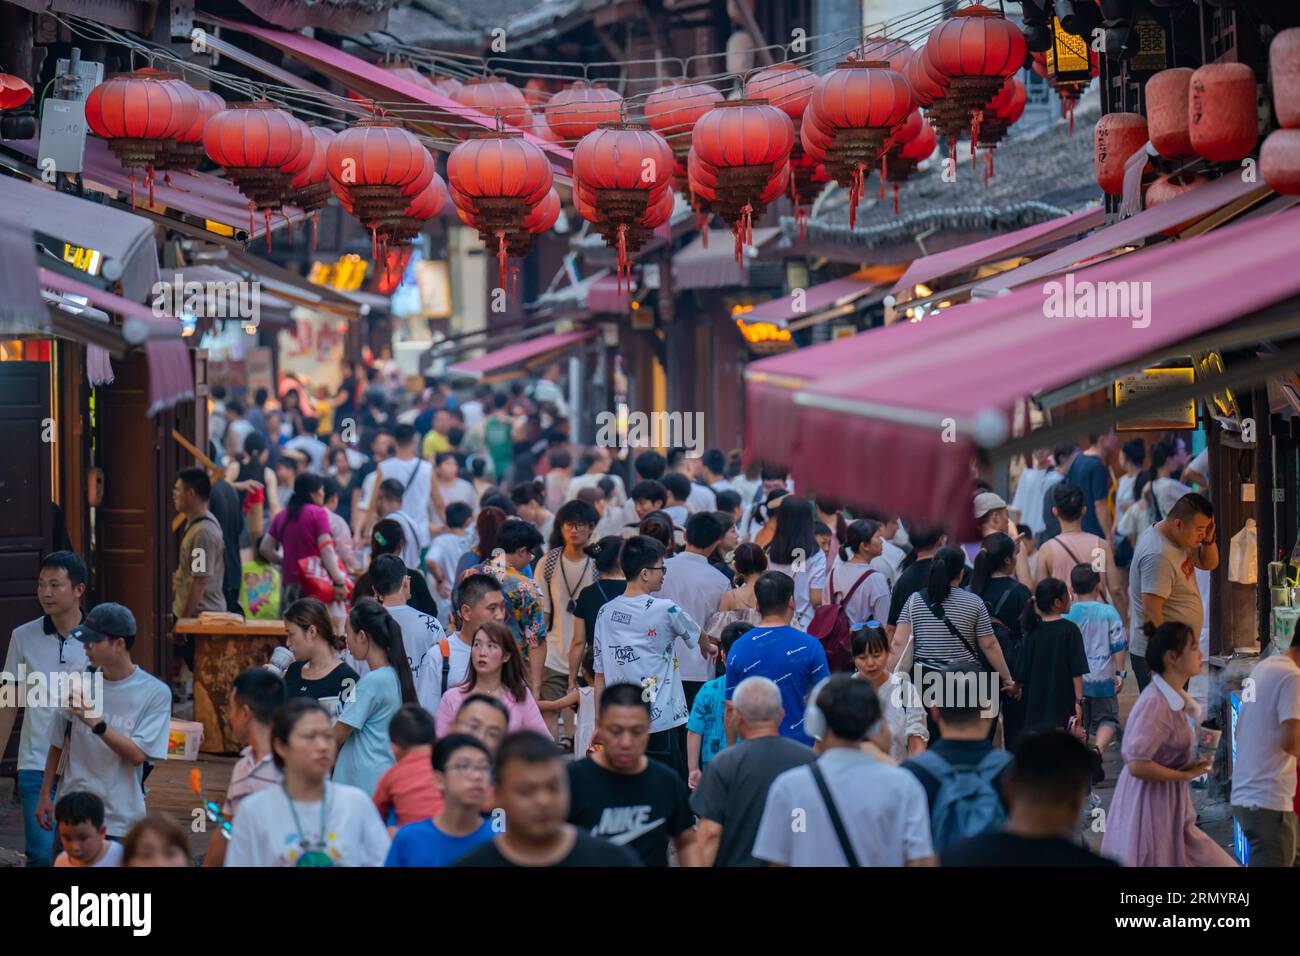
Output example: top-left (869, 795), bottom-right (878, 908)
top-left (888, 557), bottom-right (933, 625)
top-left (566, 757), bottom-right (693, 867)
top-left (1014, 619), bottom-right (1089, 734)
top-left (352, 568), bottom-right (439, 618)
top-left (690, 735), bottom-right (817, 867)
top-left (975, 577), bottom-right (1032, 669)
top-left (902, 738), bottom-right (1012, 816)
top-left (455, 829), bottom-right (642, 867)
top-left (283, 659), bottom-right (360, 705)
top-left (941, 831), bottom-right (1119, 868)
top-left (574, 579), bottom-right (627, 645)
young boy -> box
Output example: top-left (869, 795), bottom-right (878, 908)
top-left (372, 704), bottom-right (442, 833)
top-left (53, 791), bottom-right (122, 867)
top-left (686, 622), bottom-right (754, 789)
top-left (384, 734), bottom-right (496, 867)
top-left (1063, 564), bottom-right (1127, 784)
top-left (428, 502), bottom-right (474, 623)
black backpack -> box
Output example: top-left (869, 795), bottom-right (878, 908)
top-left (983, 587), bottom-right (1018, 666)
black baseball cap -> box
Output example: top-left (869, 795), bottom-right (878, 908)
top-left (71, 602), bottom-right (137, 643)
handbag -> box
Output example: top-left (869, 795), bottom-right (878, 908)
top-left (928, 600), bottom-right (993, 673)
top-left (240, 560), bottom-right (281, 619)
top-left (297, 539), bottom-right (354, 605)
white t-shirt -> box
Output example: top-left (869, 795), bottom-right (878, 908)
top-left (444, 632), bottom-right (473, 692)
top-left (686, 482), bottom-right (717, 514)
top-left (1151, 477), bottom-right (1193, 520)
top-left (592, 592), bottom-right (701, 733)
top-left (574, 686), bottom-right (596, 758)
top-left (536, 552), bottom-right (597, 674)
top-left (375, 458), bottom-right (434, 545)
top-left (428, 532), bottom-right (470, 598)
top-left (386, 509), bottom-right (425, 571)
top-left (766, 548), bottom-right (828, 630)
top-left (460, 399), bottom-right (485, 430)
top-left (54, 840), bottom-right (124, 868)
top-left (437, 478), bottom-right (479, 515)
top-left (753, 747), bottom-right (933, 866)
top-left (224, 781), bottom-right (391, 867)
top-left (1010, 467), bottom-right (1062, 535)
top-left (659, 552), bottom-right (731, 682)
top-left (826, 563), bottom-right (891, 627)
top-left (664, 504), bottom-right (690, 527)
top-left (1231, 653), bottom-right (1300, 812)
top-left (2, 616), bottom-right (88, 771)
top-left (385, 602), bottom-right (447, 714)
top-left (52, 665), bottom-right (172, 837)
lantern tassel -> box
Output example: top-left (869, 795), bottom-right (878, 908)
top-left (893, 182), bottom-right (900, 217)
top-left (311, 212), bottom-right (319, 251)
top-left (496, 229), bottom-right (508, 300)
top-left (948, 137), bottom-right (958, 178)
top-left (970, 109), bottom-right (982, 159)
top-left (879, 155), bottom-right (887, 202)
top-left (265, 208), bottom-right (272, 253)
top-left (1067, 98), bottom-right (1075, 136)
top-left (147, 164), bottom-right (155, 208)
top-left (701, 223), bottom-right (708, 249)
top-left (616, 223), bottom-right (628, 291)
top-left (249, 202), bottom-right (256, 242)
top-left (284, 209), bottom-right (293, 245)
top-left (129, 170), bottom-right (136, 208)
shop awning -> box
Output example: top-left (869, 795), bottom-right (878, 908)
top-left (971, 175), bottom-right (1270, 296)
top-left (447, 328), bottom-right (596, 380)
top-left (39, 269), bottom-right (195, 414)
top-left (0, 171), bottom-right (159, 303)
top-left (6, 137), bottom-right (306, 243)
top-left (743, 275), bottom-right (885, 329)
top-left (233, 0), bottom-right (394, 34)
top-left (208, 15), bottom-right (573, 180)
top-left (0, 218), bottom-right (45, 334)
top-left (673, 228), bottom-right (781, 290)
top-left (890, 205), bottom-right (1104, 299)
top-left (751, 204), bottom-right (1300, 533)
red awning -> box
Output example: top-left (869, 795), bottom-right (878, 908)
top-left (586, 275), bottom-right (633, 314)
top-left (744, 275), bottom-right (884, 328)
top-left (754, 204), bottom-right (1300, 534)
top-left (211, 16), bottom-right (573, 181)
top-left (972, 175), bottom-right (1270, 296)
top-left (447, 328), bottom-right (596, 379)
top-left (673, 228), bottom-right (781, 290)
top-left (890, 205), bottom-right (1104, 297)
top-left (40, 269), bottom-right (194, 414)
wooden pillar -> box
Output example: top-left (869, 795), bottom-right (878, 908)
top-left (1254, 387), bottom-right (1275, 653)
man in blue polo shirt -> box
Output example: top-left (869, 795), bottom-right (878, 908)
top-left (724, 572), bottom-right (828, 747)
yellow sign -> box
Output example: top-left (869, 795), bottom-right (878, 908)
top-left (1114, 367), bottom-right (1197, 431)
top-left (309, 254), bottom-right (368, 291)
top-left (1047, 17), bottom-right (1092, 82)
top-left (62, 243), bottom-right (102, 276)
top-left (205, 219), bottom-right (236, 238)
top-left (736, 319), bottom-right (792, 345)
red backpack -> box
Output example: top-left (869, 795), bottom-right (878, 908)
top-left (808, 566), bottom-right (876, 673)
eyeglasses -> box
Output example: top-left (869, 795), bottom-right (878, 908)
top-left (564, 522), bottom-right (593, 532)
top-left (646, 565), bottom-right (666, 573)
top-left (446, 762), bottom-right (492, 777)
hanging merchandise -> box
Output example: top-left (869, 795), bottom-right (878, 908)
top-left (1228, 519), bottom-right (1258, 585)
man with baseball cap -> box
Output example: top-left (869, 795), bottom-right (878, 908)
top-left (36, 603), bottom-right (172, 840)
top-left (963, 492), bottom-right (1011, 567)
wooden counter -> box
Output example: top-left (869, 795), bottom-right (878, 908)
top-left (175, 618), bottom-right (286, 754)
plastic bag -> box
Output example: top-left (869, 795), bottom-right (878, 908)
top-left (240, 561), bottom-right (281, 620)
top-left (1228, 519), bottom-right (1257, 584)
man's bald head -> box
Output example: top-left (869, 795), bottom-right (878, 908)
top-left (733, 676), bottom-right (783, 725)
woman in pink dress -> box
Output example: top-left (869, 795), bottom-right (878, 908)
top-left (1101, 621), bottom-right (1236, 866)
top-left (434, 620), bottom-right (548, 737)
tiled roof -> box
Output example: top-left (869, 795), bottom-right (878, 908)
top-left (368, 0), bottom-right (583, 47)
top-left (784, 88), bottom-right (1102, 250)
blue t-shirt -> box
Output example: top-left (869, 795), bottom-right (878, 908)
top-left (334, 666), bottom-right (401, 796)
top-left (1064, 600), bottom-right (1127, 698)
top-left (724, 625), bottom-right (828, 746)
top-left (687, 675), bottom-right (728, 769)
top-left (1067, 453), bottom-right (1110, 537)
top-left (384, 816), bottom-right (494, 867)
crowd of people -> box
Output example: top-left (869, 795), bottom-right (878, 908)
top-left (4, 368), bottom-right (1299, 870)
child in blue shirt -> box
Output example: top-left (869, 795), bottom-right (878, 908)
top-left (687, 622), bottom-right (754, 789)
top-left (1063, 565), bottom-right (1127, 783)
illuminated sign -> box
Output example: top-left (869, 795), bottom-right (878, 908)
top-left (308, 254), bottom-right (368, 291)
top-left (62, 242), bottom-right (102, 276)
top-left (1113, 366), bottom-right (1196, 431)
top-left (736, 318), bottom-right (791, 345)
top-left (1047, 17), bottom-right (1092, 83)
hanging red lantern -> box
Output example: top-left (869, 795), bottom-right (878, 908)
top-left (1146, 68), bottom-right (1194, 159)
top-left (545, 80), bottom-right (623, 142)
top-left (1188, 63), bottom-right (1258, 162)
top-left (205, 100), bottom-right (305, 243)
top-left (1094, 112), bottom-right (1148, 196)
top-left (973, 76), bottom-right (1026, 181)
top-left (523, 77), bottom-right (561, 109)
top-left (326, 120), bottom-right (426, 220)
top-left (447, 132), bottom-right (553, 293)
top-left (287, 126), bottom-right (336, 249)
top-left (0, 72), bottom-right (32, 110)
top-left (1261, 128), bottom-right (1300, 195)
top-left (86, 70), bottom-right (190, 205)
top-left (645, 80), bottom-right (724, 192)
top-left (1145, 171), bottom-right (1209, 207)
top-left (747, 63), bottom-right (818, 121)
top-left (429, 75), bottom-right (462, 98)
top-left (450, 77), bottom-right (530, 129)
top-left (1272, 28), bottom-right (1300, 129)
top-left (377, 170), bottom-right (448, 244)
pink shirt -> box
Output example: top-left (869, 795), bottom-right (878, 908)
top-left (269, 503), bottom-right (331, 584)
top-left (434, 683), bottom-right (549, 738)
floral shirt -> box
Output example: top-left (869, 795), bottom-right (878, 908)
top-left (460, 559), bottom-right (547, 649)
top-left (687, 675), bottom-right (728, 769)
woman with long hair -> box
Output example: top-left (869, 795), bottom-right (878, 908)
top-left (352, 518), bottom-right (439, 617)
top-left (638, 510), bottom-right (676, 554)
top-left (226, 698), bottom-right (391, 867)
top-left (764, 496), bottom-right (825, 629)
top-left (333, 599), bottom-right (416, 795)
top-left (852, 624), bottom-right (927, 761)
top-left (1015, 578), bottom-right (1088, 737)
top-left (828, 519), bottom-right (892, 630)
top-left (259, 473), bottom-right (349, 606)
top-left (433, 621), bottom-right (548, 737)
top-left (706, 542), bottom-right (765, 643)
top-left (282, 597), bottom-right (360, 722)
top-left (456, 505), bottom-right (509, 578)
top-left (968, 532), bottom-right (1033, 748)
top-left (571, 536), bottom-right (626, 671)
top-left (1100, 622), bottom-right (1235, 867)
top-left (751, 488), bottom-right (789, 549)
top-left (1144, 439), bottom-right (1192, 523)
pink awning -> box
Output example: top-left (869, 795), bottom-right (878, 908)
top-left (210, 16), bottom-right (573, 181)
top-left (448, 328), bottom-right (596, 379)
top-left (744, 275), bottom-right (883, 327)
top-left (973, 175), bottom-right (1270, 296)
top-left (586, 276), bottom-right (633, 314)
top-left (753, 204), bottom-right (1300, 533)
top-left (891, 205), bottom-right (1104, 296)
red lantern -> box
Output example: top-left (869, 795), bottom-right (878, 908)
top-left (974, 76), bottom-right (1026, 181)
top-left (545, 81), bottom-right (623, 142)
top-left (0, 72), bottom-right (32, 110)
top-left (86, 70), bottom-right (189, 205)
top-left (447, 132), bottom-right (553, 292)
top-left (1146, 68), bottom-right (1194, 159)
top-left (645, 80), bottom-right (724, 188)
top-left (1261, 128), bottom-right (1300, 195)
top-left (286, 126), bottom-right (336, 249)
top-left (1189, 63), bottom-right (1258, 162)
top-left (326, 120), bottom-right (426, 218)
top-left (378, 171), bottom-right (448, 244)
top-left (205, 100), bottom-right (305, 243)
top-left (430, 75), bottom-right (462, 97)
top-left (450, 77), bottom-right (530, 129)
top-left (523, 78), bottom-right (561, 108)
top-left (747, 63), bottom-right (817, 121)
top-left (1094, 112), bottom-right (1148, 196)
top-left (1145, 172), bottom-right (1209, 208)
top-left (1272, 28), bottom-right (1300, 129)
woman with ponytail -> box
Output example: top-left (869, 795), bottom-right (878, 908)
top-left (706, 543), bottom-right (765, 643)
top-left (333, 598), bottom-right (416, 796)
top-left (1014, 579), bottom-right (1088, 738)
top-left (827, 519), bottom-right (892, 630)
top-left (259, 473), bottom-right (348, 607)
top-left (433, 621), bottom-right (548, 737)
top-left (969, 532), bottom-right (1032, 747)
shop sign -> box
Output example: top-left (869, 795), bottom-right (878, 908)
top-left (1113, 366), bottom-right (1196, 431)
top-left (308, 254), bottom-right (368, 291)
